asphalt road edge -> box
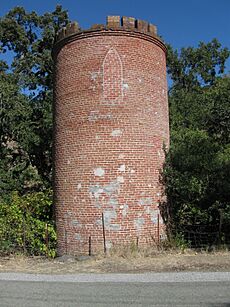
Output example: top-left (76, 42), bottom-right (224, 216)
top-left (0, 272), bottom-right (230, 283)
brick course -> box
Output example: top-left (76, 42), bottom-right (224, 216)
top-left (53, 16), bottom-right (169, 255)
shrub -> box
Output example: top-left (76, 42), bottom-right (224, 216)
top-left (0, 190), bottom-right (56, 257)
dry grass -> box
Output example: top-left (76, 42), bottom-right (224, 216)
top-left (0, 245), bottom-right (230, 274)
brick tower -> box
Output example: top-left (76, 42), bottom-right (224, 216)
top-left (52, 16), bottom-right (169, 256)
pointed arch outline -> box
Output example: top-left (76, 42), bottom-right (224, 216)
top-left (102, 47), bottom-right (123, 103)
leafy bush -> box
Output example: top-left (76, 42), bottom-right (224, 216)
top-left (0, 190), bottom-right (56, 257)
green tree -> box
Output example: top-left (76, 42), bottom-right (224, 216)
top-left (0, 6), bottom-right (70, 194)
top-left (167, 39), bottom-right (229, 90)
top-left (0, 64), bottom-right (42, 197)
top-left (161, 41), bottom-right (230, 244)
top-left (0, 6), bottom-right (71, 255)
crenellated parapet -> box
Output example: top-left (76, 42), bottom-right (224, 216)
top-left (55, 16), bottom-right (158, 44)
top-left (56, 22), bottom-right (80, 41)
top-left (106, 16), bottom-right (157, 35)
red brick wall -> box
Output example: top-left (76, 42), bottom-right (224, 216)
top-left (53, 17), bottom-right (169, 255)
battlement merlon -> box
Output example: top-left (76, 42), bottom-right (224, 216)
top-left (55, 16), bottom-right (158, 44)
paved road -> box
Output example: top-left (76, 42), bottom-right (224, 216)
top-left (0, 272), bottom-right (230, 306)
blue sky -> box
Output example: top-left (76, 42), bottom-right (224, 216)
top-left (1, 0), bottom-right (230, 71)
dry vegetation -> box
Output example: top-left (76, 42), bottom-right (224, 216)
top-left (0, 247), bottom-right (230, 274)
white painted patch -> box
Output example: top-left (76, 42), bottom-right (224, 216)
top-left (138, 78), bottom-right (142, 83)
top-left (130, 169), bottom-right (135, 174)
top-left (90, 71), bottom-right (99, 81)
top-left (94, 191), bottom-right (101, 199)
top-left (117, 176), bottom-right (124, 183)
top-left (122, 204), bottom-right (129, 217)
top-left (88, 111), bottom-right (99, 121)
top-left (88, 111), bottom-right (113, 122)
top-left (94, 168), bottom-right (105, 177)
top-left (148, 184), bottom-right (152, 187)
top-left (104, 210), bottom-right (117, 228)
top-left (89, 186), bottom-right (104, 199)
top-left (75, 233), bottom-right (81, 241)
top-left (105, 241), bottom-right (113, 249)
top-left (111, 129), bottom-right (122, 137)
top-left (67, 160), bottom-right (71, 165)
top-left (96, 219), bottom-right (102, 226)
top-left (122, 83), bottom-right (129, 89)
top-left (134, 217), bottom-right (145, 232)
top-left (109, 198), bottom-right (118, 208)
top-left (138, 197), bottom-right (153, 206)
top-left (150, 210), bottom-right (160, 224)
top-left (118, 164), bottom-right (126, 172)
top-left (118, 153), bottom-right (125, 159)
top-left (77, 183), bottom-right (82, 190)
top-left (72, 220), bottom-right (81, 227)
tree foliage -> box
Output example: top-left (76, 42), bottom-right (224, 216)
top-left (167, 39), bottom-right (229, 89)
top-left (161, 40), bottom-right (230, 242)
top-left (0, 6), bottom-right (69, 195)
top-left (0, 190), bottom-right (56, 257)
top-left (0, 5), bottom-right (70, 255)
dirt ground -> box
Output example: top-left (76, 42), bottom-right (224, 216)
top-left (0, 249), bottom-right (230, 274)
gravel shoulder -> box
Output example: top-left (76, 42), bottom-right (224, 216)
top-left (0, 250), bottom-right (230, 274)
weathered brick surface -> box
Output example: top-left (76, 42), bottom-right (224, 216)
top-left (53, 17), bottom-right (169, 256)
